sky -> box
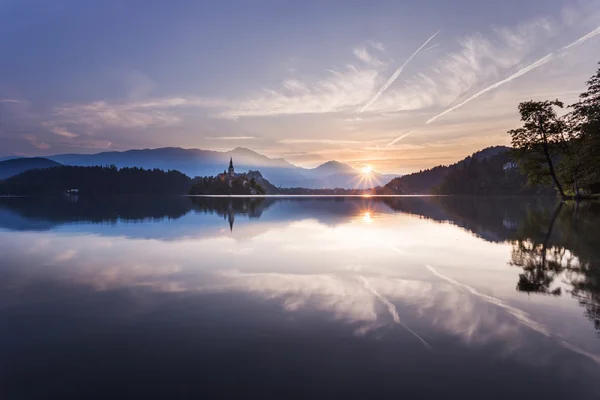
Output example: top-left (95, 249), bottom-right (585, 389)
top-left (1, 0), bottom-right (600, 174)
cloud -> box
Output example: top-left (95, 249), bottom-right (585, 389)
top-left (42, 123), bottom-right (79, 138)
top-left (364, 17), bottom-right (564, 116)
top-left (278, 139), bottom-right (363, 145)
top-left (51, 97), bottom-right (224, 130)
top-left (359, 30), bottom-right (440, 113)
top-left (217, 65), bottom-right (380, 119)
top-left (427, 53), bottom-right (555, 124)
top-left (360, 275), bottom-right (432, 349)
top-left (205, 136), bottom-right (257, 140)
top-left (367, 41), bottom-right (386, 52)
top-left (22, 134), bottom-right (51, 150)
top-left (353, 46), bottom-right (383, 66)
top-left (427, 24), bottom-right (600, 124)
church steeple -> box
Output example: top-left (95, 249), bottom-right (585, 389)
top-left (228, 157), bottom-right (235, 176)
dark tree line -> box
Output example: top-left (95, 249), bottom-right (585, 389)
top-left (0, 165), bottom-right (192, 195)
top-left (434, 152), bottom-right (554, 195)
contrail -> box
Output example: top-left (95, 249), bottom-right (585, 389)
top-left (360, 276), bottom-right (433, 349)
top-left (360, 30), bottom-right (440, 113)
top-left (426, 25), bottom-right (600, 124)
top-left (427, 53), bottom-right (555, 124)
top-left (386, 131), bottom-right (414, 148)
top-left (560, 25), bottom-right (600, 51)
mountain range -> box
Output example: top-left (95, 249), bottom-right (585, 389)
top-left (0, 147), bottom-right (394, 189)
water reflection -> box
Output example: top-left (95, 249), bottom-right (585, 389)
top-left (509, 201), bottom-right (600, 335)
top-left (0, 196), bottom-right (599, 398)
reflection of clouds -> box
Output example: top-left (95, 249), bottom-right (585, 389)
top-left (426, 265), bottom-right (549, 336)
top-left (53, 249), bottom-right (78, 263)
top-left (360, 275), bottom-right (432, 349)
top-left (2, 215), bottom-right (599, 369)
top-left (218, 271), bottom-right (378, 323)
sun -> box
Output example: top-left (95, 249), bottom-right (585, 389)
top-left (361, 165), bottom-right (372, 175)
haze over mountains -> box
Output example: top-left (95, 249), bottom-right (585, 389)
top-left (1, 147), bottom-right (394, 189)
top-left (0, 158), bottom-right (62, 180)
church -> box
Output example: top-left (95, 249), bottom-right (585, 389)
top-left (218, 158), bottom-right (237, 187)
top-left (227, 157), bottom-right (235, 177)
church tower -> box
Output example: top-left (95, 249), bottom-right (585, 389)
top-left (228, 157), bottom-right (235, 177)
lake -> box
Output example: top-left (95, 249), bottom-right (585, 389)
top-left (0, 196), bottom-right (598, 399)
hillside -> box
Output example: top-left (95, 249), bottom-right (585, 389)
top-left (381, 146), bottom-right (512, 195)
top-left (0, 157), bottom-right (62, 180)
top-left (435, 151), bottom-right (555, 195)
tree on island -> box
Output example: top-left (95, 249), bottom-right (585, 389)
top-left (188, 174), bottom-right (266, 195)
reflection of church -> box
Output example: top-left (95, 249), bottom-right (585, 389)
top-left (226, 199), bottom-right (234, 232)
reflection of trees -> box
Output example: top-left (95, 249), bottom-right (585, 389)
top-left (190, 197), bottom-right (274, 231)
top-left (510, 201), bottom-right (600, 335)
top-left (0, 196), bottom-right (275, 232)
top-left (0, 196), bottom-right (193, 226)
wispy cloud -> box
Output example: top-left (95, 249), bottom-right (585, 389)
top-left (205, 136), bottom-right (257, 140)
top-left (427, 24), bottom-right (600, 124)
top-left (52, 97), bottom-right (223, 130)
top-left (218, 65), bottom-right (380, 119)
top-left (359, 30), bottom-right (440, 113)
top-left (278, 139), bottom-right (363, 145)
top-left (367, 41), bottom-right (386, 52)
top-left (42, 123), bottom-right (79, 138)
top-left (353, 46), bottom-right (383, 66)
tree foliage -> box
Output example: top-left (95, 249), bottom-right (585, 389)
top-left (508, 100), bottom-right (567, 197)
top-left (189, 174), bottom-right (265, 195)
top-left (567, 63), bottom-right (600, 193)
top-left (434, 151), bottom-right (554, 195)
top-left (0, 165), bottom-right (192, 195)
top-left (508, 63), bottom-right (600, 197)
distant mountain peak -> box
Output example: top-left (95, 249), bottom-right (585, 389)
top-left (313, 160), bottom-right (356, 174)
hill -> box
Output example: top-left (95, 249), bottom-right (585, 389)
top-left (381, 146), bottom-right (512, 194)
top-left (435, 150), bottom-right (555, 195)
top-left (40, 147), bottom-right (388, 189)
top-left (0, 158), bottom-right (62, 180)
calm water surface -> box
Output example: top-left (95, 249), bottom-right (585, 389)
top-left (0, 196), bottom-right (599, 399)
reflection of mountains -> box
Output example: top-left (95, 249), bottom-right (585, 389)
top-left (0, 195), bottom-right (572, 241)
top-left (1, 195), bottom-right (598, 335)
top-left (0, 196), bottom-right (275, 231)
top-left (0, 196), bottom-right (194, 230)
top-left (381, 196), bottom-right (561, 243)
